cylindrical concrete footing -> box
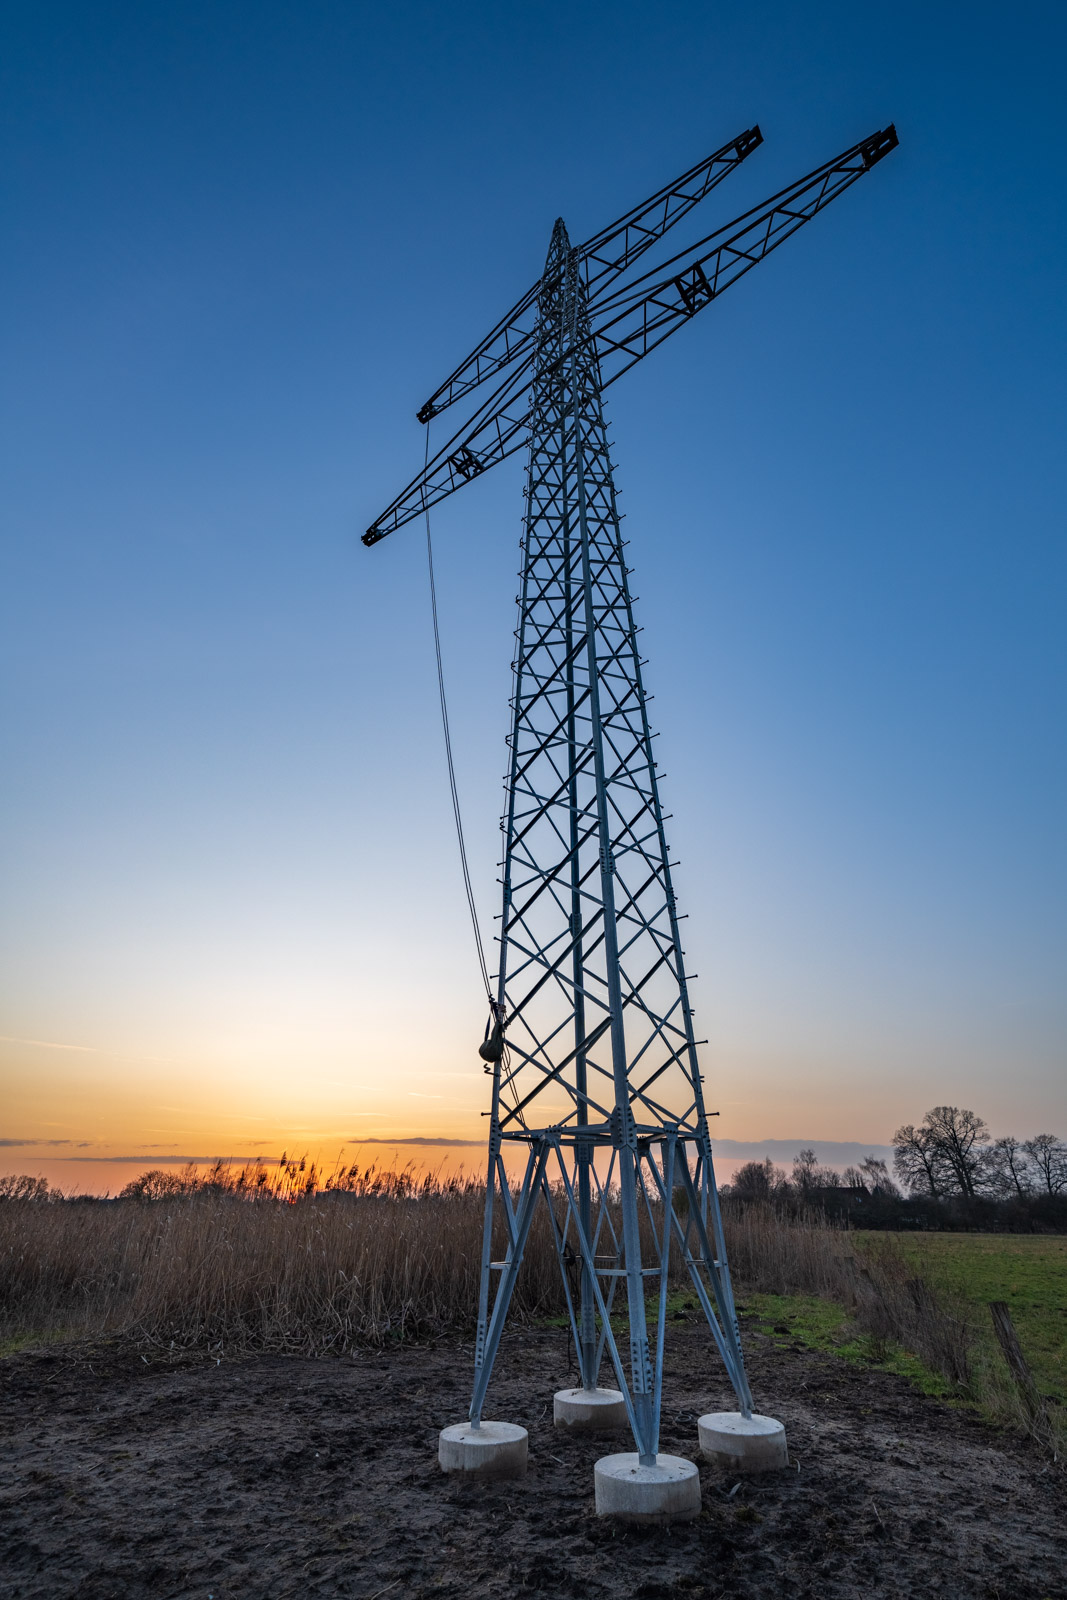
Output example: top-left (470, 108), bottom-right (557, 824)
top-left (438, 1421), bottom-right (528, 1479)
top-left (593, 1452), bottom-right (701, 1523)
top-left (553, 1386), bottom-right (628, 1432)
top-left (697, 1411), bottom-right (788, 1473)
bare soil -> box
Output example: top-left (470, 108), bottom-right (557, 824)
top-left (1, 1315), bottom-right (1064, 1600)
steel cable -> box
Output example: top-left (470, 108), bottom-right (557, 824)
top-left (422, 424), bottom-right (494, 1006)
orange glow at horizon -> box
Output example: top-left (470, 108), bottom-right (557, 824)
top-left (0, 1019), bottom-right (952, 1199)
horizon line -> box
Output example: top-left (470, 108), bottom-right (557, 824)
top-left (2, 1136), bottom-right (898, 1162)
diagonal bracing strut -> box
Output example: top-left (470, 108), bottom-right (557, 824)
top-left (365, 119), bottom-right (900, 1474)
top-left (416, 126), bottom-right (763, 423)
top-left (365, 125), bottom-right (896, 545)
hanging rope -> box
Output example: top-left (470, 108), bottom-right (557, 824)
top-left (422, 424), bottom-right (495, 1007)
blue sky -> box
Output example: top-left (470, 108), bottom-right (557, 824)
top-left (1, 0), bottom-right (1064, 1185)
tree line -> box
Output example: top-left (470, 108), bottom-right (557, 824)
top-left (724, 1108), bottom-right (1066, 1232)
top-left (891, 1107), bottom-right (1065, 1198)
top-left (728, 1149), bottom-right (901, 1200)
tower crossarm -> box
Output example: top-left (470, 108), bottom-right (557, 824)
top-left (414, 126), bottom-right (763, 424)
top-left (364, 353), bottom-right (537, 544)
top-left (587, 125), bottom-right (898, 387)
top-left (363, 126), bottom-right (897, 546)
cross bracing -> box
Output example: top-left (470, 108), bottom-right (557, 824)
top-left (463, 219), bottom-right (752, 1456)
top-left (365, 122), bottom-right (899, 1465)
top-left (365, 125), bottom-right (896, 545)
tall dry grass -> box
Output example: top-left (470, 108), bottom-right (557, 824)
top-left (0, 1166), bottom-right (565, 1354)
top-left (722, 1204), bottom-right (974, 1388)
top-left (722, 1205), bottom-right (1067, 1455)
top-left (1, 1168), bottom-right (971, 1385)
top-left (13, 1167), bottom-right (1058, 1444)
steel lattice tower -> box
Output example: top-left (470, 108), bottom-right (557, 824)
top-left (470, 218), bottom-right (750, 1459)
top-left (365, 121), bottom-right (898, 1482)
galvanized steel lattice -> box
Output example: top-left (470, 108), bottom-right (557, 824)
top-left (365, 122), bottom-right (899, 1463)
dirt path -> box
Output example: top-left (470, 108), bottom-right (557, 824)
top-left (1, 1317), bottom-right (1064, 1599)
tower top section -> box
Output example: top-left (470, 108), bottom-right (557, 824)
top-left (364, 123), bottom-right (897, 546)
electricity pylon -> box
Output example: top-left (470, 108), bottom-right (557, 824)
top-left (366, 123), bottom-right (898, 1470)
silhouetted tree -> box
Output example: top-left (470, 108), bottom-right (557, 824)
top-left (894, 1107), bottom-right (992, 1197)
top-left (0, 1174), bottom-right (52, 1201)
top-left (859, 1155), bottom-right (900, 1196)
top-left (893, 1121), bottom-right (946, 1195)
top-left (792, 1148), bottom-right (841, 1192)
top-left (118, 1169), bottom-right (191, 1200)
top-left (731, 1158), bottom-right (787, 1199)
top-left (988, 1135), bottom-right (1034, 1197)
top-left (927, 1107), bottom-right (991, 1195)
top-left (1024, 1133), bottom-right (1067, 1195)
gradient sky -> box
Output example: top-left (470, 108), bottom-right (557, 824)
top-left (2, 1), bottom-right (1065, 1193)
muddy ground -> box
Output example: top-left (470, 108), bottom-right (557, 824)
top-left (1, 1313), bottom-right (1064, 1600)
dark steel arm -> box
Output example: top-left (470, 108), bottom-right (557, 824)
top-left (365, 126), bottom-right (897, 546)
top-left (588, 125), bottom-right (897, 387)
top-left (364, 353), bottom-right (538, 545)
top-left (415, 126), bottom-right (763, 423)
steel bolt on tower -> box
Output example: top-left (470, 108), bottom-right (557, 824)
top-left (365, 121), bottom-right (898, 1500)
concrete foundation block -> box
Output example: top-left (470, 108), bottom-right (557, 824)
top-left (553, 1387), bottom-right (628, 1432)
top-left (697, 1411), bottom-right (789, 1474)
top-left (438, 1420), bottom-right (528, 1480)
top-left (593, 1452), bottom-right (701, 1523)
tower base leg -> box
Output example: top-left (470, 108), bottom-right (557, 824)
top-left (438, 1421), bottom-right (528, 1479)
top-left (593, 1452), bottom-right (701, 1522)
top-left (553, 1387), bottom-right (628, 1432)
top-left (697, 1411), bottom-right (788, 1473)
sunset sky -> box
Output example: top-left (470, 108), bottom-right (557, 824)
top-left (2, 1), bottom-right (1065, 1194)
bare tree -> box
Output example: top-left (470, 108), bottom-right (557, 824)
top-left (0, 1174), bottom-right (53, 1201)
top-left (792, 1149), bottom-right (818, 1191)
top-left (1023, 1133), bottom-right (1067, 1195)
top-left (859, 1155), bottom-right (900, 1196)
top-left (893, 1121), bottom-right (949, 1195)
top-left (730, 1158), bottom-right (787, 1199)
top-left (988, 1135), bottom-right (1034, 1197)
top-left (893, 1108), bottom-right (995, 1196)
top-left (792, 1148), bottom-right (842, 1191)
top-left (923, 1107), bottom-right (992, 1196)
top-left (896, 1116), bottom-right (1066, 1202)
top-left (118, 1169), bottom-right (191, 1201)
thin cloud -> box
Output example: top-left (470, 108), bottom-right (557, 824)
top-left (53, 1154), bottom-right (282, 1164)
top-left (0, 1035), bottom-right (98, 1053)
top-left (0, 1137), bottom-right (93, 1148)
top-left (56, 1142), bottom-right (487, 1160)
top-left (0, 1035), bottom-right (179, 1066)
top-left (346, 1136), bottom-right (482, 1147)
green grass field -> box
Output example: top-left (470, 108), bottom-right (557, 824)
top-left (741, 1291), bottom-right (960, 1397)
top-left (871, 1231), bottom-right (1067, 1404)
top-left (742, 1231), bottom-right (1066, 1443)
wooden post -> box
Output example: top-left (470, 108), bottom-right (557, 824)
top-left (988, 1300), bottom-right (1050, 1444)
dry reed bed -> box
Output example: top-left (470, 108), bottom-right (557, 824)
top-left (6, 1174), bottom-right (1060, 1457)
top-left (0, 1174), bottom-right (970, 1383)
top-left (0, 1179), bottom-right (562, 1353)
